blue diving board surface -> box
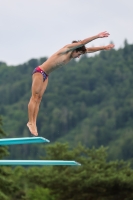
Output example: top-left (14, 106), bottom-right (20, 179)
top-left (0, 160), bottom-right (81, 166)
top-left (0, 137), bottom-right (50, 146)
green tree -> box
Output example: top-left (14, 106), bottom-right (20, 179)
top-left (0, 117), bottom-right (12, 200)
top-left (1, 43), bottom-right (133, 161)
top-left (26, 143), bottom-right (133, 200)
top-left (26, 187), bottom-right (55, 200)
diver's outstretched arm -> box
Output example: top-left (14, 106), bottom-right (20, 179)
top-left (86, 43), bottom-right (115, 53)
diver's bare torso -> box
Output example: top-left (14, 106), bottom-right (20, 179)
top-left (39, 48), bottom-right (73, 74)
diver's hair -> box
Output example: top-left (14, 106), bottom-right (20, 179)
top-left (72, 40), bottom-right (86, 54)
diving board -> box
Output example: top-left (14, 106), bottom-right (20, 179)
top-left (0, 137), bottom-right (50, 146)
top-left (0, 160), bottom-right (81, 166)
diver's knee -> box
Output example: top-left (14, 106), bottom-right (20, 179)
top-left (32, 93), bottom-right (42, 103)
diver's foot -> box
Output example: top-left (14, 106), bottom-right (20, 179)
top-left (27, 122), bottom-right (38, 136)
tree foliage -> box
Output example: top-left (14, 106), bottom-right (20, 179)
top-left (11, 143), bottom-right (133, 200)
top-left (0, 117), bottom-right (16, 200)
top-left (0, 43), bottom-right (133, 161)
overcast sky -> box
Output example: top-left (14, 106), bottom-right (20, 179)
top-left (0, 0), bottom-right (133, 65)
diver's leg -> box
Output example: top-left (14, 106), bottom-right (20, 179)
top-left (27, 73), bottom-right (43, 136)
top-left (32, 77), bottom-right (48, 132)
